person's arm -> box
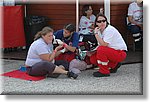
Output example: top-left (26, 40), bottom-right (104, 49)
top-left (89, 23), bottom-right (94, 29)
top-left (39, 52), bottom-right (55, 62)
top-left (63, 44), bottom-right (76, 52)
top-left (94, 27), bottom-right (108, 46)
top-left (128, 16), bottom-right (143, 28)
top-left (95, 34), bottom-right (108, 46)
top-left (62, 32), bottom-right (79, 53)
top-left (79, 17), bottom-right (87, 29)
top-left (39, 45), bottom-right (63, 62)
top-left (54, 38), bottom-right (76, 53)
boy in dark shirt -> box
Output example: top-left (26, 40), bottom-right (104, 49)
top-left (54, 24), bottom-right (79, 62)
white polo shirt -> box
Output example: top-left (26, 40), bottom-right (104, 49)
top-left (99, 25), bottom-right (127, 51)
top-left (25, 38), bottom-right (54, 66)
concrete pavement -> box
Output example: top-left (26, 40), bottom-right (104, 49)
top-left (0, 59), bottom-right (143, 95)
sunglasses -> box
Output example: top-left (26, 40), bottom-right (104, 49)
top-left (96, 20), bottom-right (106, 23)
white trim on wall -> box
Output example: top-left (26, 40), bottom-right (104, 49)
top-left (76, 0), bottom-right (79, 32)
top-left (104, 0), bottom-right (110, 23)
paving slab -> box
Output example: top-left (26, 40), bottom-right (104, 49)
top-left (0, 59), bottom-right (143, 95)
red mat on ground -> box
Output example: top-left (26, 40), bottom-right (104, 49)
top-left (1, 70), bottom-right (45, 81)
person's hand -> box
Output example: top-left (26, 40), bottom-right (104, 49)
top-left (55, 45), bottom-right (63, 51)
top-left (60, 48), bottom-right (66, 53)
top-left (55, 39), bottom-right (64, 45)
top-left (94, 27), bottom-right (100, 34)
top-left (90, 23), bottom-right (95, 29)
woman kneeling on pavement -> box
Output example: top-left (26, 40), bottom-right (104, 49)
top-left (89, 14), bottom-right (127, 77)
top-left (25, 27), bottom-right (78, 79)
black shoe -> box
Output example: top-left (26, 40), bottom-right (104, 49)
top-left (67, 71), bottom-right (78, 79)
top-left (110, 62), bottom-right (122, 73)
top-left (47, 73), bottom-right (61, 78)
top-left (93, 71), bottom-right (110, 77)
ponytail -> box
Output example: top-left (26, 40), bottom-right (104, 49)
top-left (34, 27), bottom-right (54, 41)
top-left (34, 31), bottom-right (42, 41)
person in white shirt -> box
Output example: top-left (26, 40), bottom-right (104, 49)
top-left (25, 27), bottom-right (78, 79)
top-left (79, 5), bottom-right (97, 44)
top-left (127, 0), bottom-right (143, 51)
top-left (89, 14), bottom-right (127, 77)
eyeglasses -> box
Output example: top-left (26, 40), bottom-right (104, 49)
top-left (96, 20), bottom-right (106, 23)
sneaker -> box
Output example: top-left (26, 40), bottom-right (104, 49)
top-left (110, 62), bottom-right (122, 73)
top-left (67, 71), bottom-right (78, 79)
top-left (93, 71), bottom-right (110, 77)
